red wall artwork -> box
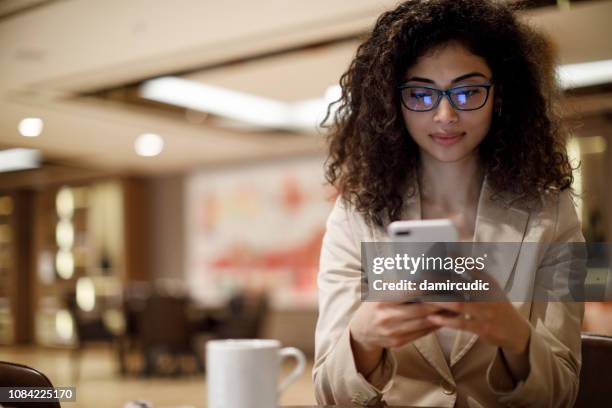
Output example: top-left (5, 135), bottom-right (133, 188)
top-left (186, 157), bottom-right (337, 308)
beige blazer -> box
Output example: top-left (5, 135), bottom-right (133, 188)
top-left (313, 177), bottom-right (584, 408)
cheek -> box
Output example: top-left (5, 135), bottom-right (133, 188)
top-left (401, 110), bottom-right (428, 136)
top-left (465, 109), bottom-right (494, 139)
top-left (477, 97), bottom-right (495, 131)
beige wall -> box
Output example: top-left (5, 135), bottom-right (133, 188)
top-left (149, 174), bottom-right (185, 280)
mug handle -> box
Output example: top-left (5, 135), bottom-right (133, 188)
top-left (277, 347), bottom-right (306, 394)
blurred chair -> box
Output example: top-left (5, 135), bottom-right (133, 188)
top-left (63, 290), bottom-right (116, 381)
top-left (139, 293), bottom-right (203, 376)
top-left (574, 333), bottom-right (612, 407)
top-left (116, 282), bottom-right (152, 375)
top-left (0, 361), bottom-right (61, 408)
top-left (189, 292), bottom-right (269, 372)
top-left (215, 292), bottom-right (269, 339)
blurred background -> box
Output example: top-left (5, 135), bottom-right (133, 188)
top-left (0, 0), bottom-right (611, 407)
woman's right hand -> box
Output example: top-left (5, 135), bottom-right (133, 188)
top-left (348, 301), bottom-right (441, 376)
top-left (350, 301), bottom-right (441, 349)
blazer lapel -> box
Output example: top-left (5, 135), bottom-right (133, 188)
top-left (413, 333), bottom-right (455, 385)
top-left (473, 176), bottom-right (530, 288)
top-left (450, 176), bottom-right (530, 366)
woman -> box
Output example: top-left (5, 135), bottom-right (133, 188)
top-left (313, 0), bottom-right (583, 407)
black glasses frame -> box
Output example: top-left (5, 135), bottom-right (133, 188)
top-left (397, 83), bottom-right (493, 112)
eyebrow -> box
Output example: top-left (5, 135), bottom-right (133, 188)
top-left (405, 72), bottom-right (489, 85)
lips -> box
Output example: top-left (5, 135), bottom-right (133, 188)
top-left (430, 132), bottom-right (465, 146)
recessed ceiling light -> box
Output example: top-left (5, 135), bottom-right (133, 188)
top-left (0, 148), bottom-right (41, 172)
top-left (141, 77), bottom-right (288, 129)
top-left (18, 117), bottom-right (44, 137)
top-left (557, 59), bottom-right (612, 90)
top-left (140, 77), bottom-right (341, 133)
top-left (134, 133), bottom-right (164, 157)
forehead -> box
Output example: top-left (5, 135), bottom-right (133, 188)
top-left (404, 42), bottom-right (492, 84)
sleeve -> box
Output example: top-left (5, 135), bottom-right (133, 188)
top-left (312, 197), bottom-right (397, 406)
top-left (486, 190), bottom-right (585, 407)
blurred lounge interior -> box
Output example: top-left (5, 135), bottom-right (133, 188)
top-left (0, 0), bottom-right (611, 407)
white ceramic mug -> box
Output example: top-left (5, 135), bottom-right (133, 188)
top-left (206, 339), bottom-right (306, 408)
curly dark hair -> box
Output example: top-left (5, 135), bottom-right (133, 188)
top-left (324, 0), bottom-right (574, 227)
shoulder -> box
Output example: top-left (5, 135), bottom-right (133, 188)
top-left (504, 187), bottom-right (576, 218)
top-left (534, 188), bottom-right (578, 222)
top-left (515, 188), bottom-right (583, 242)
top-left (326, 196), bottom-right (383, 241)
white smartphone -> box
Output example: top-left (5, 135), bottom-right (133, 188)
top-left (387, 219), bottom-right (463, 304)
top-left (387, 219), bottom-right (458, 242)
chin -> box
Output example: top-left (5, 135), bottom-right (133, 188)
top-left (422, 144), bottom-right (478, 162)
top-left (430, 152), bottom-right (471, 162)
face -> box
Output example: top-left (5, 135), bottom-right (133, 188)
top-left (400, 42), bottom-right (495, 163)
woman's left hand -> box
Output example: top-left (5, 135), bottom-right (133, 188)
top-left (424, 272), bottom-right (531, 355)
top-left (426, 300), bottom-right (531, 355)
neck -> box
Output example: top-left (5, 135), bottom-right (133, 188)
top-left (418, 151), bottom-right (484, 213)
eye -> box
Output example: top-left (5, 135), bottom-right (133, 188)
top-left (409, 91), bottom-right (433, 99)
top-left (454, 88), bottom-right (481, 98)
top-left (407, 89), bottom-right (435, 104)
top-left (451, 86), bottom-right (485, 106)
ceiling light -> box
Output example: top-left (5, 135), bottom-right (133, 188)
top-left (324, 85), bottom-right (342, 105)
top-left (134, 133), bottom-right (164, 157)
top-left (18, 117), bottom-right (44, 137)
top-left (0, 148), bottom-right (41, 172)
top-left (140, 77), bottom-right (343, 133)
top-left (557, 59), bottom-right (612, 90)
top-left (141, 77), bottom-right (289, 129)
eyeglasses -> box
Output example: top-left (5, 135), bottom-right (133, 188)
top-left (398, 83), bottom-right (493, 112)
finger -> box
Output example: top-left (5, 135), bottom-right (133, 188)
top-left (397, 302), bottom-right (444, 316)
top-left (435, 301), bottom-right (495, 321)
top-left (426, 312), bottom-right (482, 333)
top-left (388, 317), bottom-right (438, 337)
top-left (424, 301), bottom-right (466, 314)
top-left (373, 306), bottom-right (415, 327)
top-left (379, 303), bottom-right (442, 325)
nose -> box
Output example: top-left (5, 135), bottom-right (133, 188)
top-left (433, 96), bottom-right (459, 125)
